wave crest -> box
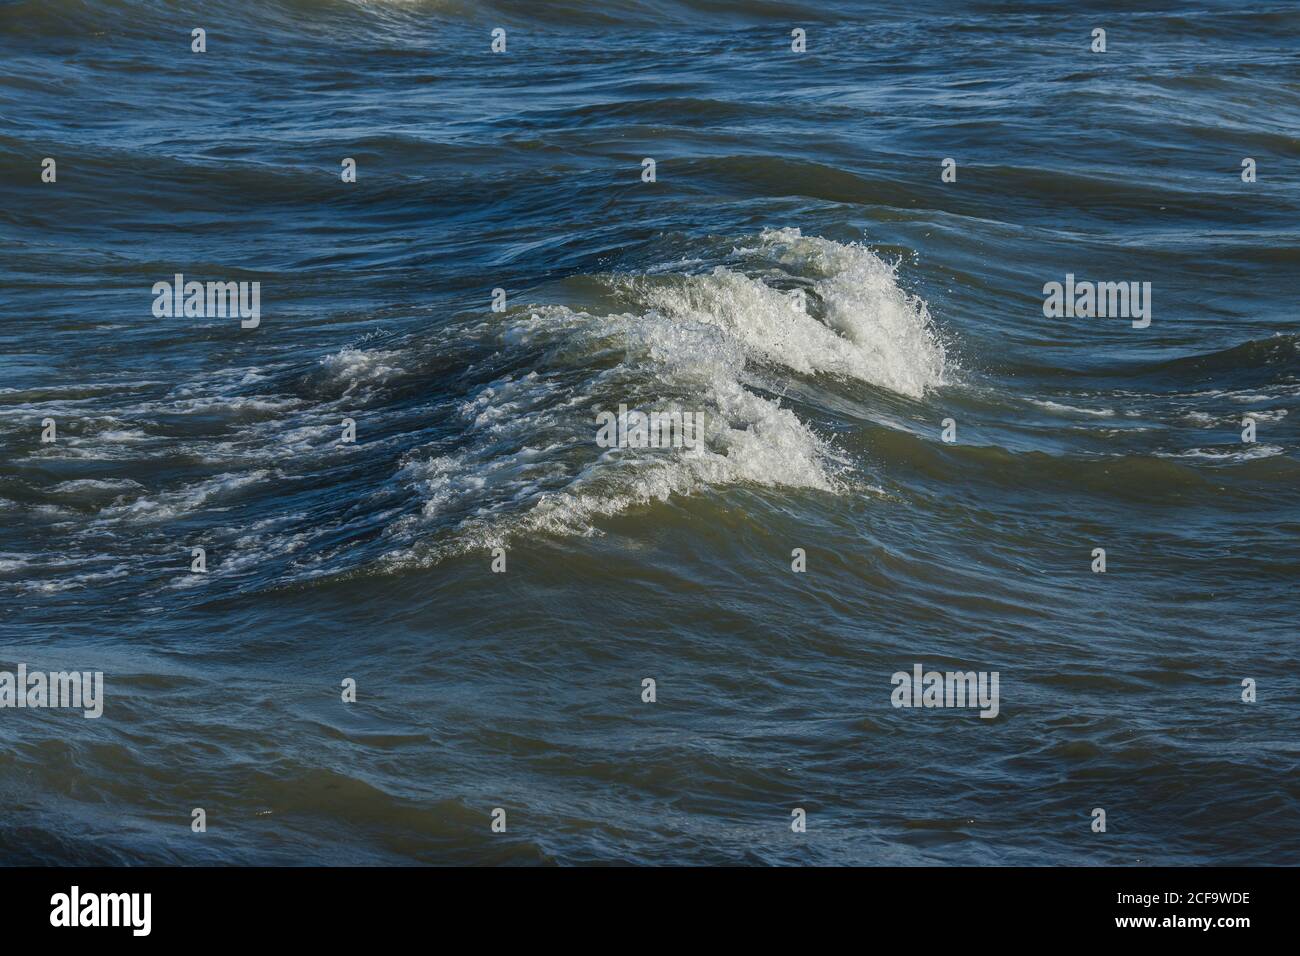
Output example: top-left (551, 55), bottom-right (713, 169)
top-left (379, 229), bottom-right (944, 567)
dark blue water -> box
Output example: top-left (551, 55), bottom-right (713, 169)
top-left (1, 0), bottom-right (1298, 865)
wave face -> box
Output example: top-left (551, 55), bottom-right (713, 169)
top-left (2, 0), bottom-right (1299, 866)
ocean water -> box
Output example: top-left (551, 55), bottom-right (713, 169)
top-left (1, 0), bottom-right (1298, 866)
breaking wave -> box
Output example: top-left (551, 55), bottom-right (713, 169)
top-left (376, 228), bottom-right (948, 567)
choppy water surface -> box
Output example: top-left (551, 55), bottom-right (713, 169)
top-left (1, 0), bottom-right (1298, 864)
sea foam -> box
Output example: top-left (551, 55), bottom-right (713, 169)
top-left (379, 229), bottom-right (946, 567)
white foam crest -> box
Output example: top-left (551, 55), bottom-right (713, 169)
top-left (634, 227), bottom-right (946, 399)
top-left (1159, 445), bottom-right (1284, 462)
top-left (374, 230), bottom-right (941, 570)
top-left (320, 347), bottom-right (404, 391)
top-left (3, 563), bottom-right (132, 594)
top-left (49, 479), bottom-right (147, 501)
top-left (1030, 400), bottom-right (1117, 418)
top-left (518, 375), bottom-right (836, 540)
top-left (380, 295), bottom-right (843, 567)
top-left (96, 470), bottom-right (274, 523)
top-left (0, 555), bottom-right (31, 574)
